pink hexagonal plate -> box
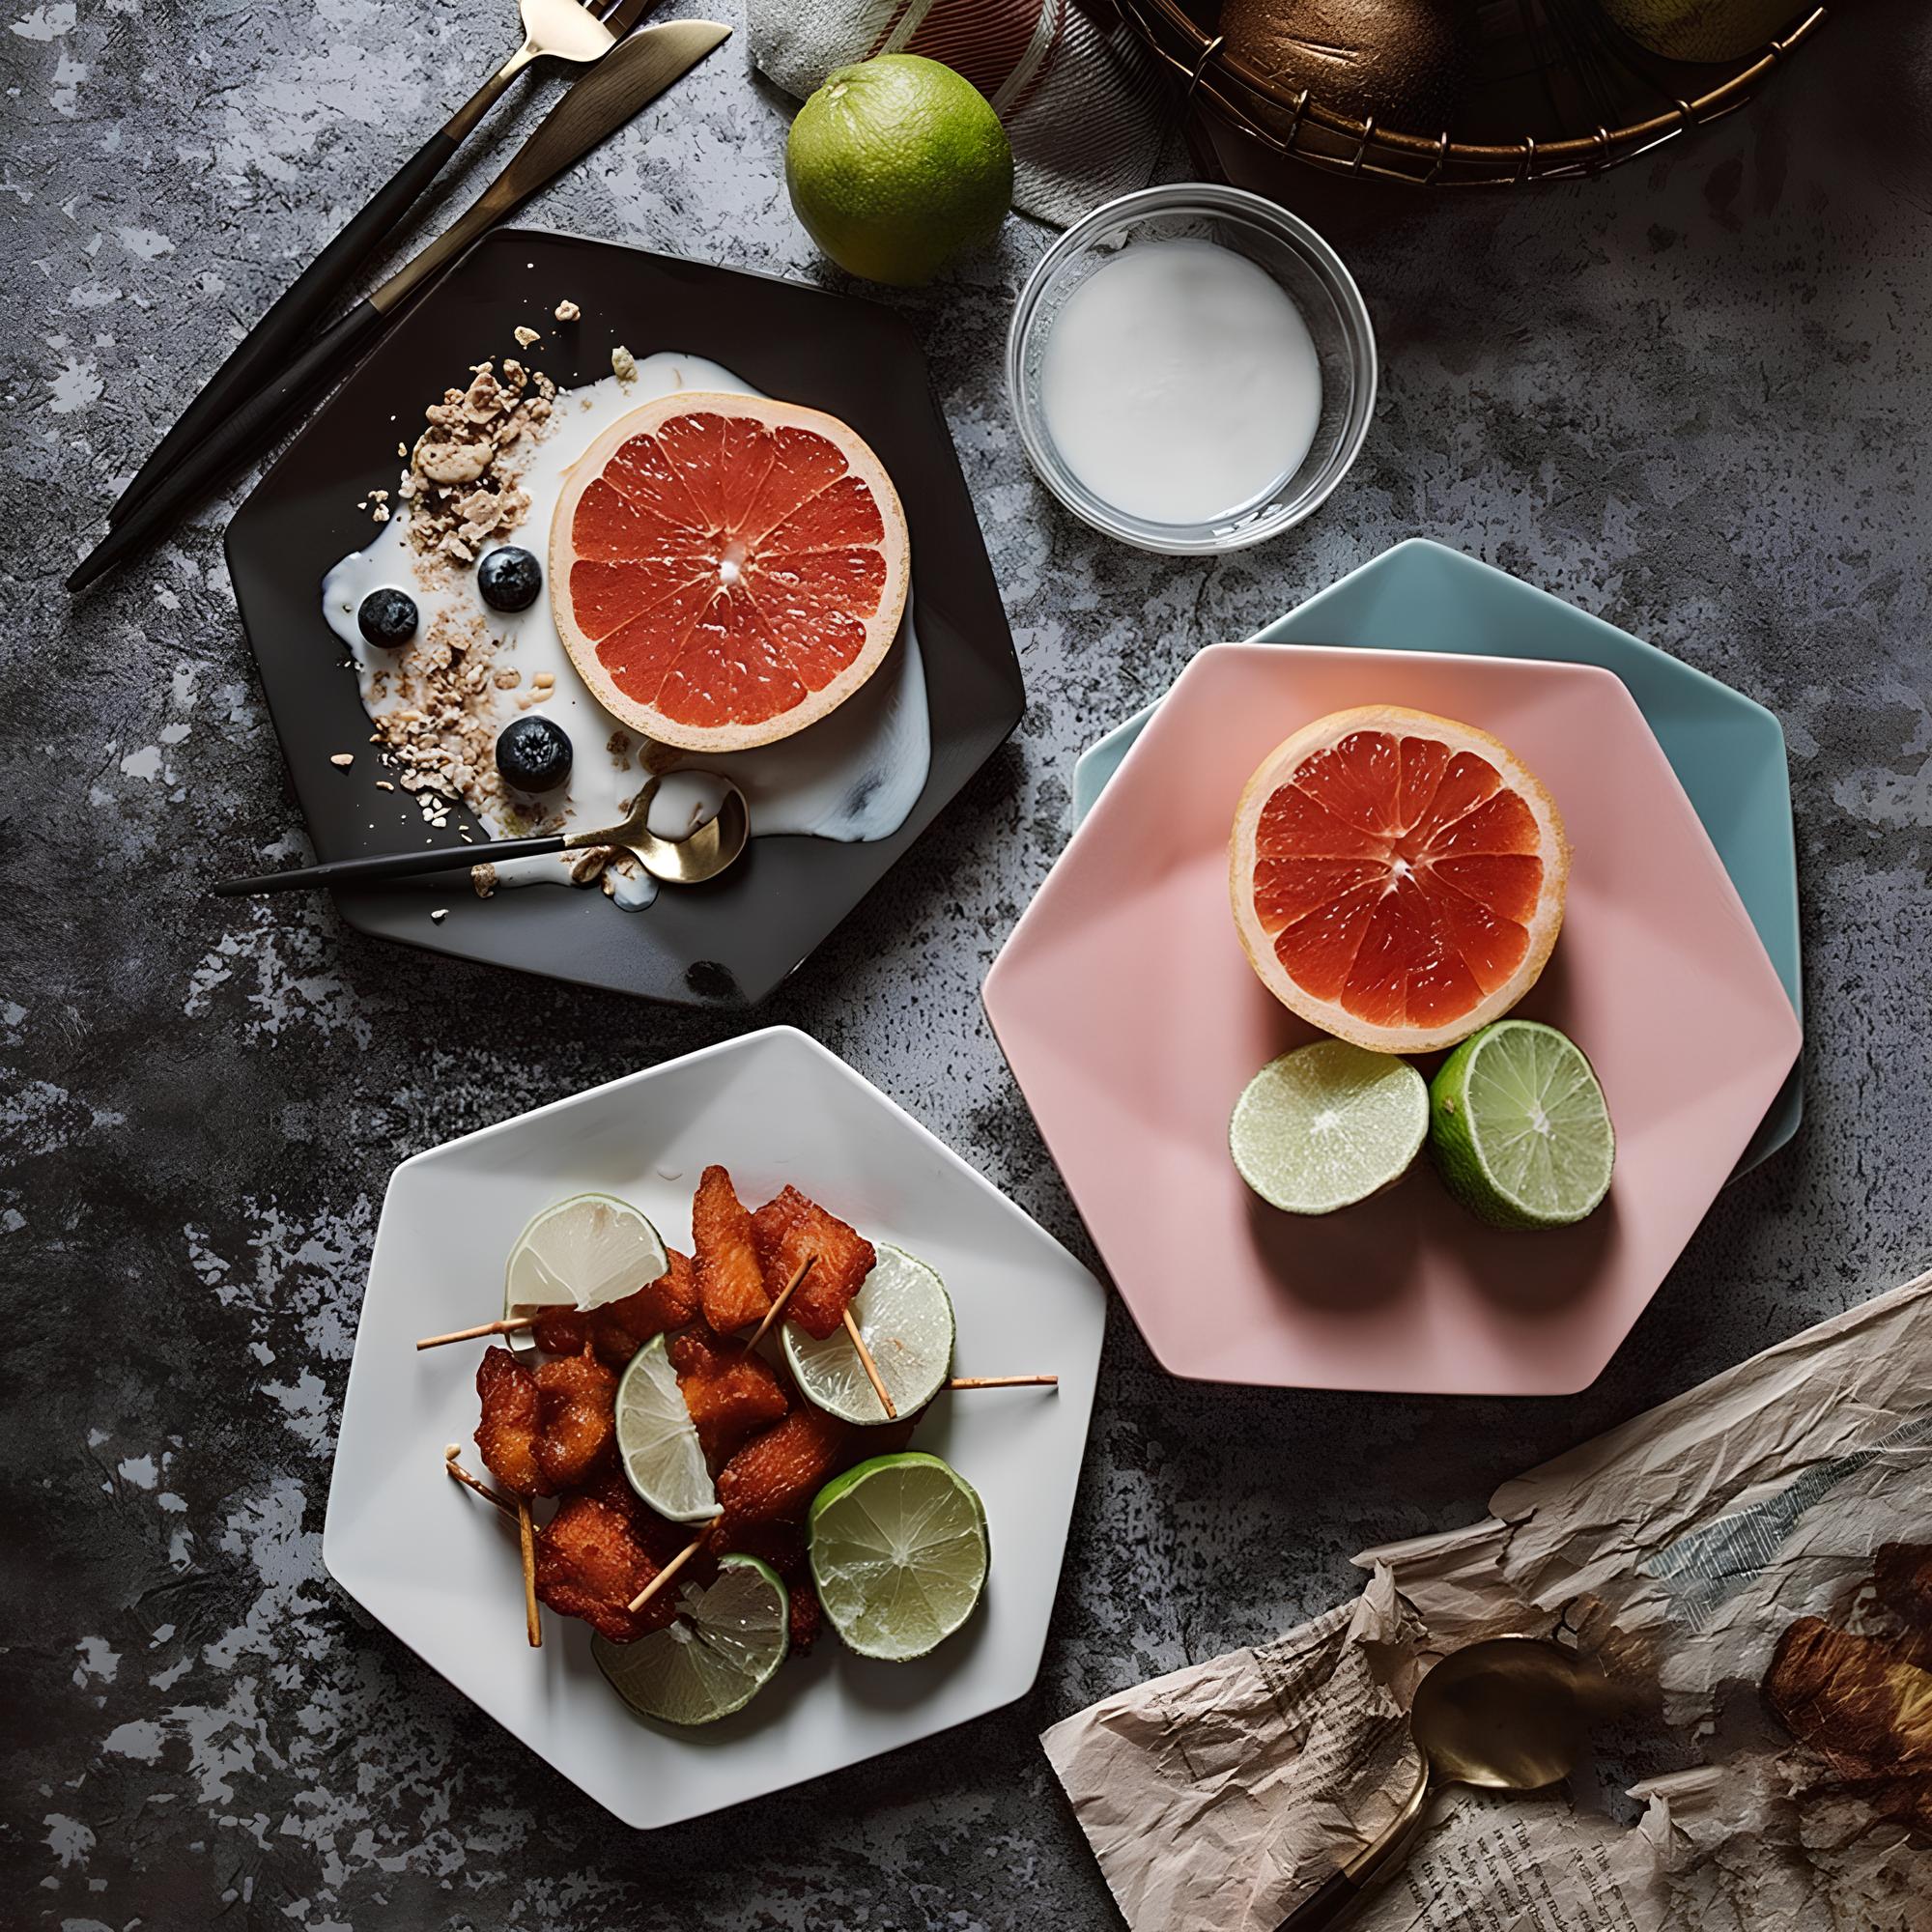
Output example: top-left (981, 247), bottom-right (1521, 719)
top-left (982, 644), bottom-right (1802, 1395)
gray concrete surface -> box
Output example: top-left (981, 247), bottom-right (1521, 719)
top-left (3, 3), bottom-right (1929, 1925)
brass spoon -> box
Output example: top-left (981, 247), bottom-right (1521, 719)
top-left (212, 776), bottom-right (750, 897)
top-left (1278, 1636), bottom-right (1595, 1930)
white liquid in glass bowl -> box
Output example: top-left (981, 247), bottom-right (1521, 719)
top-left (1038, 239), bottom-right (1321, 526)
top-left (1008, 185), bottom-right (1376, 555)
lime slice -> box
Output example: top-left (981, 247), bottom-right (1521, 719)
top-left (809, 1451), bottom-right (988, 1661)
top-left (504, 1193), bottom-right (668, 1330)
top-left (592, 1554), bottom-right (787, 1725)
top-left (1229, 1039), bottom-right (1428, 1213)
top-left (782, 1243), bottom-right (954, 1424)
top-left (614, 1335), bottom-right (721, 1523)
top-left (1429, 1019), bottom-right (1615, 1230)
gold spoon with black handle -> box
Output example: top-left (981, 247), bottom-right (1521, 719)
top-left (106, 0), bottom-right (663, 536)
top-left (68, 16), bottom-right (730, 594)
top-left (212, 777), bottom-right (751, 895)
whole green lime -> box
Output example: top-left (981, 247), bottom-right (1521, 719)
top-left (786, 55), bottom-right (1013, 288)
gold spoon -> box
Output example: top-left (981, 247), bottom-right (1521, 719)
top-left (212, 775), bottom-right (750, 897)
top-left (1278, 1636), bottom-right (1596, 1930)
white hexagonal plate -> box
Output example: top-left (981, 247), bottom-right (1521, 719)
top-left (324, 1027), bottom-right (1105, 1828)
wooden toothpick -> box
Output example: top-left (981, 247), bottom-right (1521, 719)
top-left (743, 1253), bottom-right (815, 1351)
top-left (947, 1375), bottom-right (1059, 1390)
top-left (518, 1497), bottom-right (541, 1649)
top-left (443, 1450), bottom-right (540, 1645)
top-left (843, 1305), bottom-right (896, 1419)
top-left (443, 1451), bottom-right (516, 1518)
top-left (626, 1529), bottom-right (708, 1614)
top-left (415, 1315), bottom-right (536, 1351)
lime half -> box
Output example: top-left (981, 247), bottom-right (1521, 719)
top-left (614, 1335), bottom-right (720, 1523)
top-left (809, 1452), bottom-right (987, 1661)
top-left (504, 1193), bottom-right (668, 1328)
top-left (1429, 1019), bottom-right (1615, 1229)
top-left (592, 1554), bottom-right (787, 1725)
top-left (782, 1244), bottom-right (954, 1424)
top-left (1230, 1039), bottom-right (1428, 1213)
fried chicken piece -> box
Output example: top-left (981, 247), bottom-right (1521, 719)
top-left (576, 1468), bottom-right (698, 1570)
top-left (530, 1305), bottom-right (590, 1355)
top-left (533, 1344), bottom-right (617, 1491)
top-left (711, 1406), bottom-right (851, 1537)
top-left (749, 1185), bottom-right (877, 1340)
top-left (533, 1493), bottom-right (678, 1642)
top-left (710, 1408), bottom-right (918, 1539)
top-left (1767, 1617), bottom-right (1932, 1767)
top-left (583, 1247), bottom-right (700, 1363)
top-left (749, 1187), bottom-right (803, 1264)
top-left (668, 1323), bottom-right (789, 1463)
top-left (788, 1576), bottom-right (823, 1654)
top-left (693, 1166), bottom-right (771, 1334)
top-left (529, 1248), bottom-right (700, 1364)
top-left (619, 1245), bottom-right (699, 1339)
top-left (1764, 1610), bottom-right (1932, 1834)
top-left (474, 1345), bottom-right (550, 1497)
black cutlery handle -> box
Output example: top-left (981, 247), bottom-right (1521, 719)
top-left (110, 127), bottom-right (461, 528)
top-left (68, 298), bottom-right (387, 592)
top-left (213, 832), bottom-right (568, 897)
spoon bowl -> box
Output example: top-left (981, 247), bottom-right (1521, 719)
top-left (1409, 1635), bottom-right (1589, 1793)
top-left (578, 774), bottom-right (750, 885)
top-left (1278, 1636), bottom-right (1597, 1931)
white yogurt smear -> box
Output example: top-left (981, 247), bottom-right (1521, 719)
top-left (1039, 238), bottom-right (1322, 526)
top-left (321, 353), bottom-right (930, 911)
top-left (646, 769), bottom-right (729, 840)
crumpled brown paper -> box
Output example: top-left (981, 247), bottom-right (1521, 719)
top-left (1044, 1269), bottom-right (1932, 1930)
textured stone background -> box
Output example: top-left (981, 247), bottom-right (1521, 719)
top-left (4, 2), bottom-right (1930, 1926)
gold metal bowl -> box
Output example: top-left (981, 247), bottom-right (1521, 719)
top-left (1119, 0), bottom-right (1826, 188)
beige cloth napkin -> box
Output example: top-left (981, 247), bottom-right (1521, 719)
top-left (748, 0), bottom-right (1178, 226)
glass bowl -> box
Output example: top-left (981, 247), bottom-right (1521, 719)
top-left (1006, 184), bottom-right (1377, 555)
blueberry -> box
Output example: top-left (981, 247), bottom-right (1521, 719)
top-left (477, 545), bottom-right (543, 613)
top-left (357, 586), bottom-right (418, 647)
top-left (495, 715), bottom-right (573, 792)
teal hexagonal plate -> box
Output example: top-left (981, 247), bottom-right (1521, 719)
top-left (1069, 539), bottom-right (1801, 1177)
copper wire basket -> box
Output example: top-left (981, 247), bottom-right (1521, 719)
top-left (1119, 0), bottom-right (1827, 188)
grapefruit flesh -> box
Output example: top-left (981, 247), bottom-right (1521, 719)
top-left (1230, 705), bottom-right (1569, 1053)
top-left (552, 392), bottom-right (910, 753)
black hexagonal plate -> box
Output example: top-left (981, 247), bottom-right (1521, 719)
top-left (225, 228), bottom-right (1023, 1008)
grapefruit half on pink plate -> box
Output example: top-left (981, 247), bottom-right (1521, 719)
top-left (981, 642), bottom-right (1801, 1396)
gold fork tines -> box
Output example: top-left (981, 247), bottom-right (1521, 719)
top-left (445, 0), bottom-right (658, 144)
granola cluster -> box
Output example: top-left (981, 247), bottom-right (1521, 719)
top-left (359, 610), bottom-right (556, 838)
top-left (347, 319), bottom-right (652, 908)
top-left (400, 358), bottom-right (557, 573)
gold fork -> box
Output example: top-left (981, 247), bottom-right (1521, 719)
top-left (105, 0), bottom-right (661, 530)
top-left (445, 0), bottom-right (660, 145)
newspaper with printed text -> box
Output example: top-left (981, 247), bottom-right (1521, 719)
top-left (1044, 1270), bottom-right (1932, 1930)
